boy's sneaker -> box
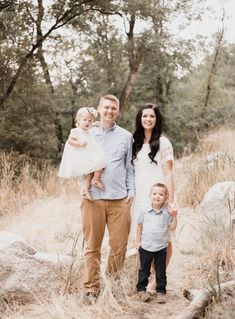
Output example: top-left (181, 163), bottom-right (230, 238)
top-left (156, 293), bottom-right (167, 303)
top-left (136, 291), bottom-right (150, 302)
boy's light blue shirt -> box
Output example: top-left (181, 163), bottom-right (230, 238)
top-left (137, 206), bottom-right (172, 252)
top-left (88, 123), bottom-right (135, 200)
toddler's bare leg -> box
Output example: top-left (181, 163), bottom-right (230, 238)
top-left (82, 173), bottom-right (93, 201)
top-left (85, 173), bottom-right (93, 191)
top-left (91, 170), bottom-right (104, 190)
top-left (93, 170), bottom-right (102, 182)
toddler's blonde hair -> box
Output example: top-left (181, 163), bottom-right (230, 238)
top-left (76, 107), bottom-right (98, 120)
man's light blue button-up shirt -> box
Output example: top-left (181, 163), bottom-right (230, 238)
top-left (88, 123), bottom-right (135, 200)
top-left (137, 206), bottom-right (172, 252)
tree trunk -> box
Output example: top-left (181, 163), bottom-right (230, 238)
top-left (35, 0), bottom-right (54, 94)
top-left (155, 74), bottom-right (165, 112)
top-left (175, 280), bottom-right (235, 319)
top-left (119, 70), bottom-right (141, 114)
top-left (204, 10), bottom-right (225, 108)
top-left (119, 13), bottom-right (145, 115)
top-left (36, 47), bottom-right (54, 94)
top-left (54, 112), bottom-right (64, 155)
top-left (0, 0), bottom-right (99, 106)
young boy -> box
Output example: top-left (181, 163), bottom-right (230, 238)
top-left (135, 183), bottom-right (177, 303)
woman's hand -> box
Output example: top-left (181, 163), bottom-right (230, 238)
top-left (167, 201), bottom-right (178, 218)
top-left (134, 241), bottom-right (141, 250)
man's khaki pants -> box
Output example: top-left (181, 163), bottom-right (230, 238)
top-left (81, 197), bottom-right (131, 294)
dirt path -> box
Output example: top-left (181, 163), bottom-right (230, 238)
top-left (123, 206), bottom-right (201, 319)
top-left (2, 197), bottom-right (202, 318)
top-left (88, 203), bottom-right (202, 318)
top-left (83, 201), bottom-right (202, 318)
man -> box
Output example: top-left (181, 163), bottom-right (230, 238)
top-left (81, 95), bottom-right (134, 304)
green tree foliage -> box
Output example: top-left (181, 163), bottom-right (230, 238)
top-left (0, 64), bottom-right (58, 159)
top-left (165, 43), bottom-right (235, 155)
top-left (1, 0), bottom-right (235, 160)
top-left (0, 0), bottom-right (117, 159)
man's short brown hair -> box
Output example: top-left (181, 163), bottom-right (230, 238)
top-left (99, 95), bottom-right (119, 108)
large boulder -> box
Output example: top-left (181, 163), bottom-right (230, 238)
top-left (199, 181), bottom-right (235, 224)
top-left (0, 231), bottom-right (76, 304)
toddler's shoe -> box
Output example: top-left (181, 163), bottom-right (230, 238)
top-left (92, 179), bottom-right (104, 190)
top-left (82, 190), bottom-right (93, 201)
top-left (156, 293), bottom-right (167, 303)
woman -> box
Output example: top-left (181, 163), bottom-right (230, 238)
top-left (131, 103), bottom-right (176, 293)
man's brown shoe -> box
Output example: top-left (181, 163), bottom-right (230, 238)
top-left (83, 292), bottom-right (98, 305)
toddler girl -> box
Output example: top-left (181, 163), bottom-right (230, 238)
top-left (58, 107), bottom-right (105, 200)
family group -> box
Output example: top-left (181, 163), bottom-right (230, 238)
top-left (58, 95), bottom-right (178, 305)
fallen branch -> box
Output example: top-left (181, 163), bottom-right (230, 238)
top-left (175, 280), bottom-right (235, 319)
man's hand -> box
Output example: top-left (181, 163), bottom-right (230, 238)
top-left (92, 121), bottom-right (100, 127)
top-left (125, 196), bottom-right (133, 204)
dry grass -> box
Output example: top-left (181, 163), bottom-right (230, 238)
top-left (186, 188), bottom-right (235, 319)
top-left (0, 268), bottom-right (149, 319)
top-left (205, 294), bottom-right (235, 318)
top-left (0, 151), bottom-right (148, 319)
top-left (196, 211), bottom-right (235, 278)
top-left (0, 128), bottom-right (235, 318)
top-left (0, 151), bottom-right (80, 217)
top-left (176, 127), bottom-right (235, 207)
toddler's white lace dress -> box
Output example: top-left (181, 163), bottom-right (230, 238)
top-left (58, 127), bottom-right (105, 178)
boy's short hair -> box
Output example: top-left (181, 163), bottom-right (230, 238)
top-left (150, 183), bottom-right (169, 198)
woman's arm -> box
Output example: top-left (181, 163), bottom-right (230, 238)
top-left (169, 216), bottom-right (177, 231)
top-left (162, 160), bottom-right (174, 202)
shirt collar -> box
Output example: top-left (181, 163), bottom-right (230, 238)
top-left (100, 122), bottom-right (117, 131)
top-left (147, 205), bottom-right (166, 214)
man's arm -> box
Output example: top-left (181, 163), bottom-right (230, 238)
top-left (135, 223), bottom-right (143, 249)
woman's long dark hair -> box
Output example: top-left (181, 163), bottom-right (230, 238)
top-left (132, 103), bottom-right (163, 165)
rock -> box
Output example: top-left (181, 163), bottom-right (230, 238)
top-left (199, 182), bottom-right (235, 223)
top-left (0, 231), bottom-right (76, 304)
top-left (0, 231), bottom-right (36, 254)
